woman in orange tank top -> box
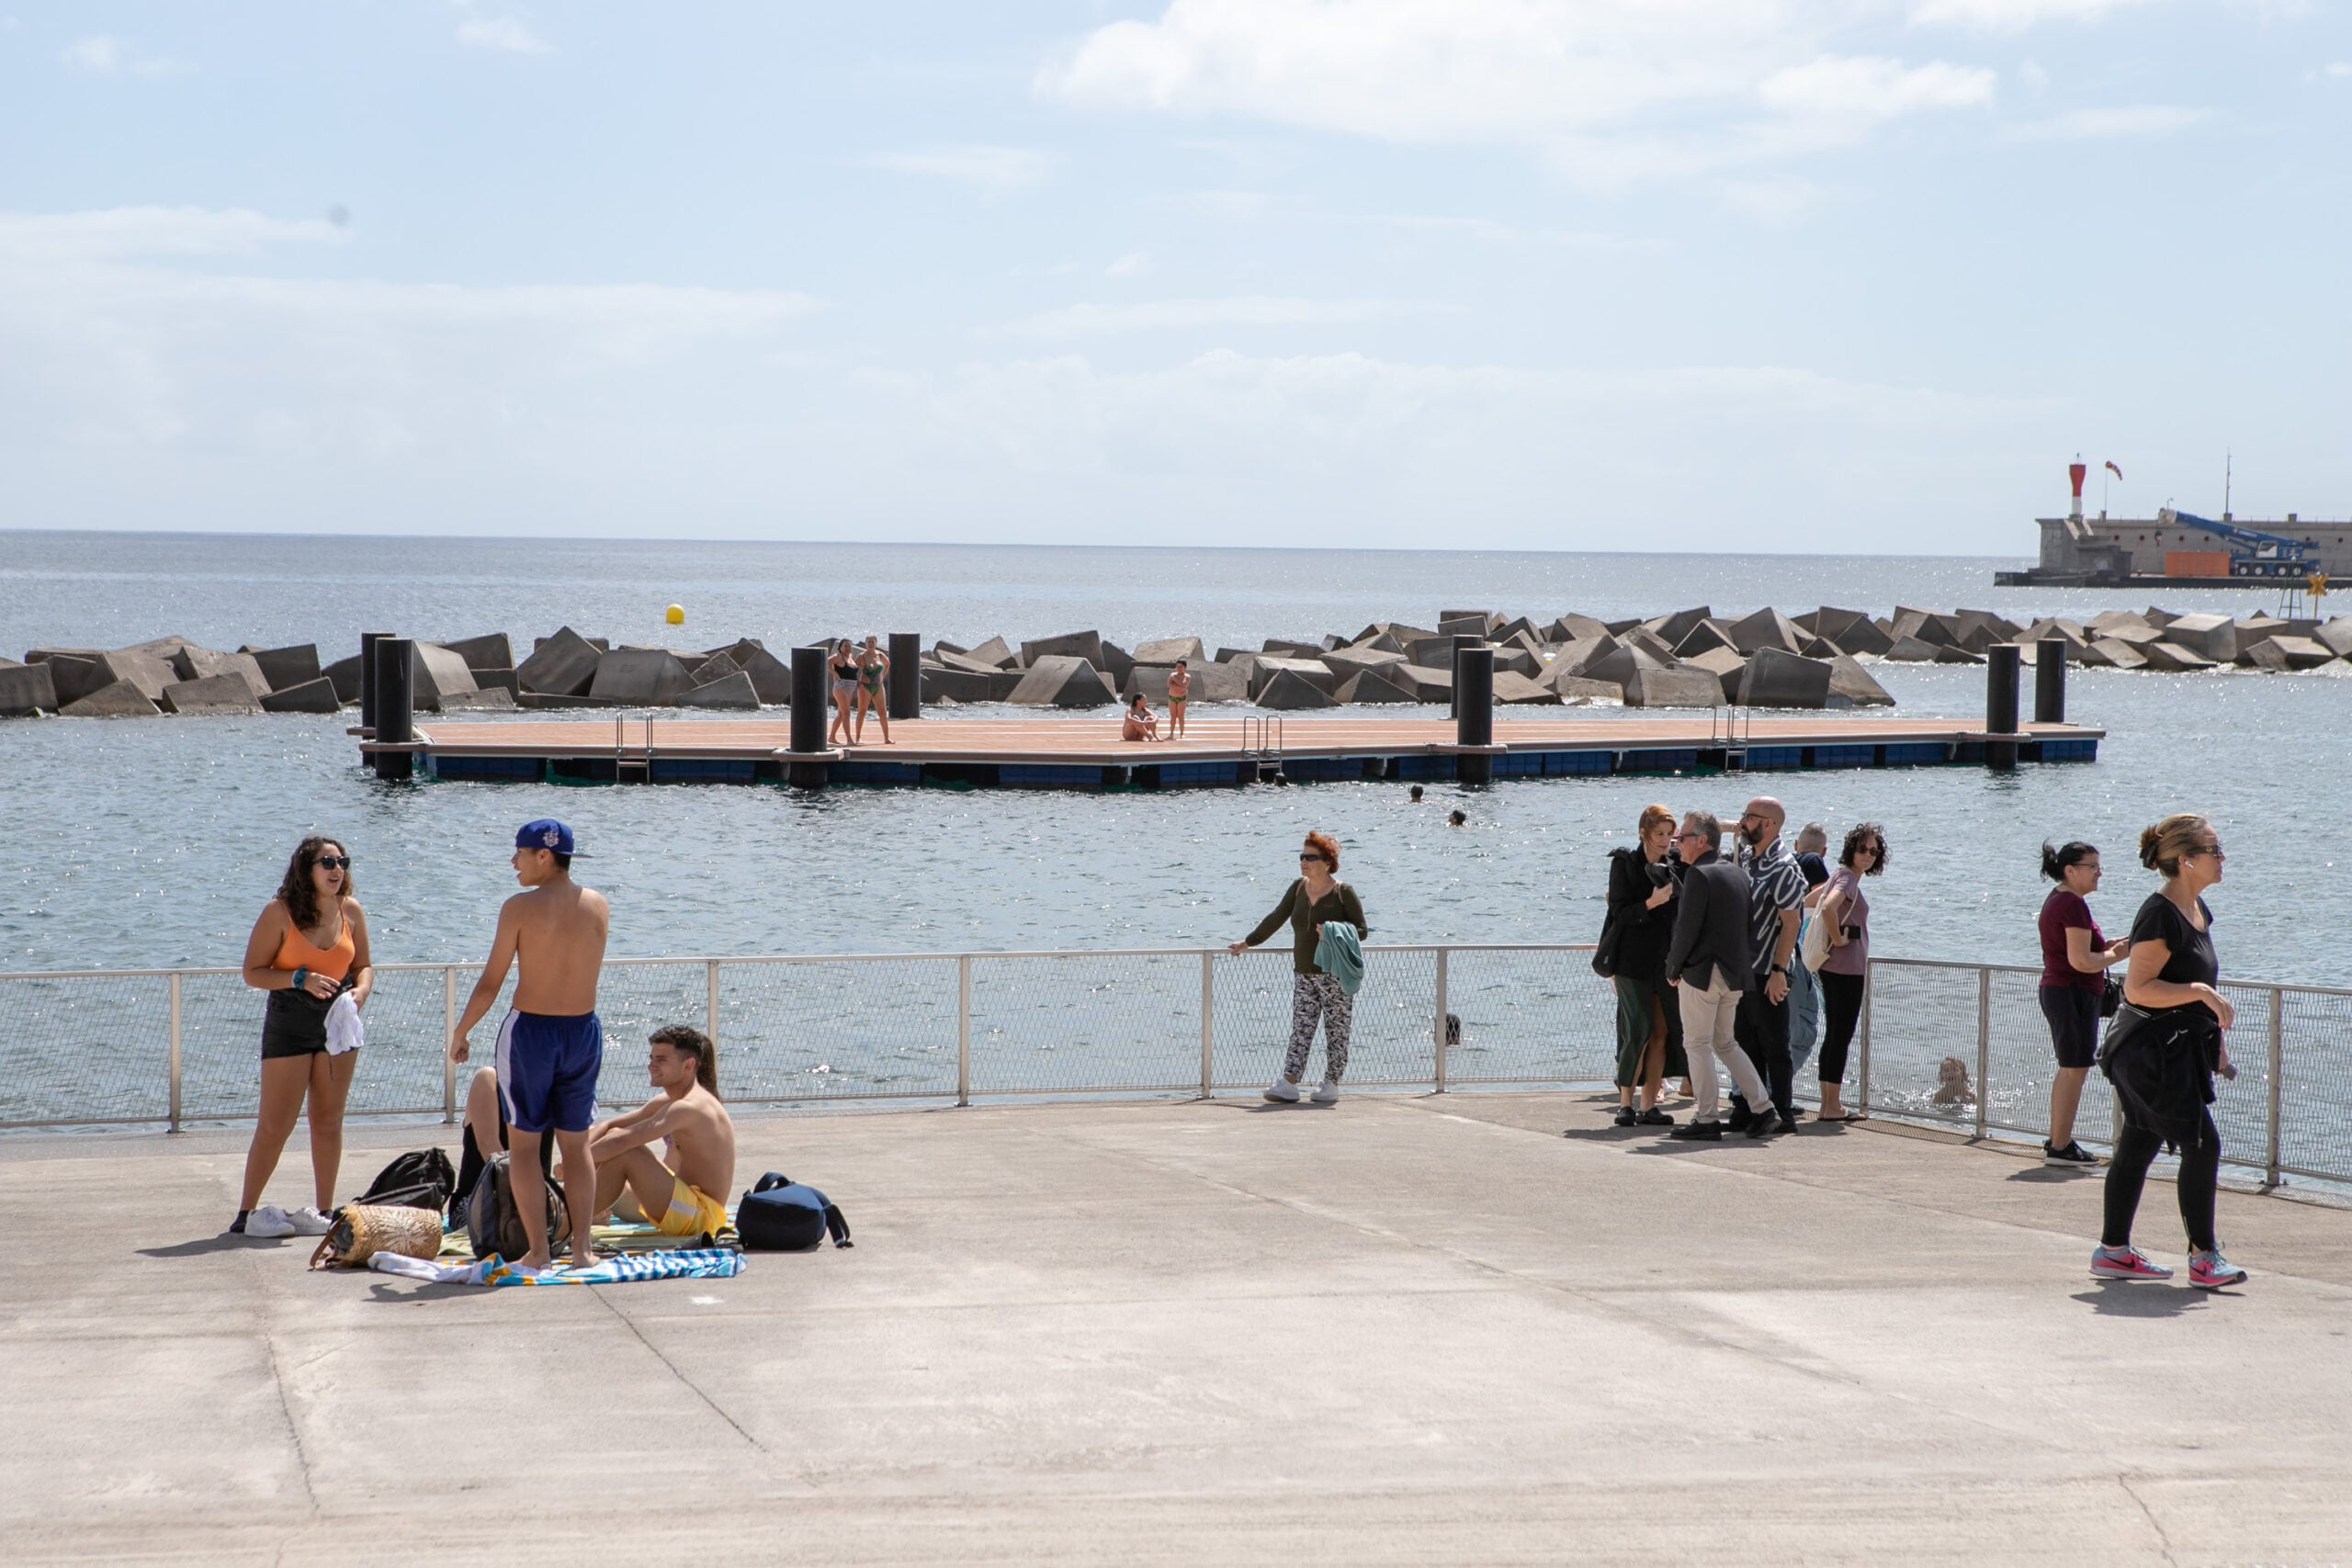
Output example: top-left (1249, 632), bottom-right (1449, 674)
top-left (232, 835), bottom-right (374, 1238)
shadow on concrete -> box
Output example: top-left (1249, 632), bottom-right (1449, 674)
top-left (2007, 1167), bottom-right (2099, 1186)
top-left (365, 1280), bottom-right (479, 1303)
top-left (2071, 1282), bottom-right (2214, 1317)
top-left (138, 1235), bottom-right (285, 1258)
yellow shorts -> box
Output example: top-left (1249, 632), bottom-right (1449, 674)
top-left (656, 1176), bottom-right (729, 1238)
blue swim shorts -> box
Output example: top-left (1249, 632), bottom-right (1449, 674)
top-left (494, 1009), bottom-right (604, 1134)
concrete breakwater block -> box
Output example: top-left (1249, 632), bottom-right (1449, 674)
top-left (2161, 613), bottom-right (2237, 663)
top-left (243, 644), bottom-right (322, 693)
top-left (260, 677), bottom-right (342, 714)
top-left (440, 633), bottom-right (514, 672)
top-left (1680, 646), bottom-right (1748, 703)
top-left (161, 674), bottom-right (262, 715)
top-left (1726, 607), bottom-right (1807, 657)
top-left (174, 648), bottom-right (271, 700)
top-left (1405, 637), bottom-right (1463, 671)
top-left (1008, 655), bottom-right (1115, 707)
top-left (2083, 637), bottom-right (2149, 671)
top-left (1020, 630), bottom-right (1105, 671)
top-left (24, 647), bottom-right (105, 666)
top-left (1249, 656), bottom-right (1337, 698)
top-left (1324, 646), bottom-right (1407, 683)
top-left (1134, 636), bottom-right (1206, 668)
top-left (1491, 670), bottom-right (1560, 705)
top-left (322, 653), bottom-right (364, 704)
top-left (2315, 618), bottom-right (2352, 658)
top-left (963, 636), bottom-right (1019, 670)
top-left (707, 640), bottom-right (790, 704)
top-left (40, 655), bottom-right (112, 708)
top-left (1547, 613), bottom-right (1610, 644)
top-left (516, 626), bottom-right (602, 696)
top-left (60, 679), bottom-right (161, 718)
top-left (1549, 674), bottom-right (1623, 705)
top-left (468, 668), bottom-right (522, 698)
top-left (1387, 663), bottom-right (1452, 703)
top-left (1581, 640), bottom-right (1675, 690)
top-left (438, 688), bottom-right (517, 711)
top-left (936, 649), bottom-right (1008, 676)
top-left (412, 643), bottom-right (481, 711)
top-left (1623, 665), bottom-right (1724, 708)
top-left (922, 666), bottom-right (1012, 704)
top-left (1098, 640), bottom-right (1136, 691)
top-left (687, 651), bottom-right (743, 687)
top-left (1737, 647), bottom-right (1833, 708)
top-left (678, 670), bottom-right (760, 709)
top-left (1826, 654), bottom-right (1895, 707)
top-left (0, 661), bottom-right (60, 716)
top-left (588, 648), bottom-right (692, 705)
top-left (2136, 640), bottom-right (2216, 673)
top-left (1256, 668), bottom-right (1338, 709)
top-left (1335, 668), bottom-right (1419, 704)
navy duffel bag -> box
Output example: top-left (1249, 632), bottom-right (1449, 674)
top-left (736, 1172), bottom-right (853, 1252)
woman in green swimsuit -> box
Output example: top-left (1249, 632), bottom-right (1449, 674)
top-left (853, 633), bottom-right (892, 744)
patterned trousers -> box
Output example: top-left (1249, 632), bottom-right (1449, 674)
top-left (1283, 973), bottom-right (1354, 1084)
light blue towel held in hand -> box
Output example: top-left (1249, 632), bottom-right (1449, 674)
top-left (1315, 921), bottom-right (1365, 996)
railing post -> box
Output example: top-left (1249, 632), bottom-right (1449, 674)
top-left (706, 959), bottom-right (720, 1046)
top-left (1432, 948), bottom-right (1449, 1093)
top-left (1973, 966), bottom-right (1990, 1139)
top-left (1199, 951), bottom-right (1215, 1099)
top-left (167, 973), bottom-right (183, 1134)
top-left (956, 955), bottom-right (972, 1108)
top-left (2267, 986), bottom-right (2284, 1188)
top-left (1858, 961), bottom-right (1872, 1114)
top-left (442, 965), bottom-right (458, 1124)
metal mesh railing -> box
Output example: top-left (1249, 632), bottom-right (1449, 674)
top-left (2, 949), bottom-right (2347, 1196)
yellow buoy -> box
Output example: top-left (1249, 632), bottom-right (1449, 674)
top-left (665, 604), bottom-right (685, 626)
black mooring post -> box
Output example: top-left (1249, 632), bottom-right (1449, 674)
top-left (371, 637), bottom-right (414, 781)
top-left (358, 630), bottom-right (390, 735)
top-left (787, 644), bottom-right (830, 787)
top-left (2035, 636), bottom-right (2068, 725)
top-left (888, 632), bottom-right (921, 720)
top-left (1448, 633), bottom-right (1481, 720)
top-left (1455, 645), bottom-right (1495, 784)
top-left (1985, 641), bottom-right (2021, 769)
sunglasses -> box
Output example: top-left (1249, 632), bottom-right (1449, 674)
top-left (312, 855), bottom-right (351, 870)
top-left (1299, 853), bottom-right (1328, 863)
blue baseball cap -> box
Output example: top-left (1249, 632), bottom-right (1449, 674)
top-left (515, 818), bottom-right (588, 857)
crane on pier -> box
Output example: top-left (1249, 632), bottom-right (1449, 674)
top-left (2154, 507), bottom-right (2316, 579)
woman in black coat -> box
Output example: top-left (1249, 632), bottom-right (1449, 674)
top-left (1604, 804), bottom-right (1687, 1127)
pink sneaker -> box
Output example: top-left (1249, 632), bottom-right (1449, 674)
top-left (2090, 1245), bottom-right (2173, 1281)
top-left (2188, 1248), bottom-right (2247, 1290)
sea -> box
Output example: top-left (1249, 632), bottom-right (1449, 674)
top-left (3, 529), bottom-right (2346, 987)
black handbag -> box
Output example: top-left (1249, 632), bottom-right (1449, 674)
top-left (1591, 912), bottom-right (1623, 978)
top-left (2100, 974), bottom-right (2123, 1019)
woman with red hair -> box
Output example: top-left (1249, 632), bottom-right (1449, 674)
top-left (1229, 830), bottom-right (1370, 1104)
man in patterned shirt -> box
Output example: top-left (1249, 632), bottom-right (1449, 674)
top-left (1727, 795), bottom-right (1805, 1136)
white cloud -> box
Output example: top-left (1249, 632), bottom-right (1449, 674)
top-left (996, 296), bottom-right (1443, 342)
top-left (1104, 251), bottom-right (1152, 276)
top-left (0, 208), bottom-right (346, 263)
top-left (865, 145), bottom-right (1057, 193)
top-left (2004, 104), bottom-right (2211, 140)
top-left (1042, 1), bottom-right (1997, 187)
top-left (2313, 61), bottom-right (2352, 81)
top-left (60, 34), bottom-right (189, 78)
top-left (456, 16), bottom-right (550, 53)
top-left (1909, 0), bottom-right (2162, 30)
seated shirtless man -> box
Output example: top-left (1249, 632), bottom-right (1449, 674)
top-left (582, 1024), bottom-right (736, 1237)
top-left (463, 1024), bottom-right (735, 1240)
top-left (1121, 693), bottom-right (1161, 742)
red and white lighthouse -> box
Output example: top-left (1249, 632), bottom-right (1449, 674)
top-left (2068, 458), bottom-right (2087, 524)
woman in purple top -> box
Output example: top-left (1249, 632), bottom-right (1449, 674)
top-left (1811, 823), bottom-right (1882, 1122)
top-left (2037, 840), bottom-right (2132, 1168)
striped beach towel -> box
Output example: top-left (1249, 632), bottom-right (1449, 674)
top-left (369, 1248), bottom-right (745, 1287)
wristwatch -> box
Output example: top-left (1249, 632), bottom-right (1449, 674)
top-left (1770, 964), bottom-right (1787, 976)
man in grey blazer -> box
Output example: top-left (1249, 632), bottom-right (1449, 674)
top-left (1663, 811), bottom-right (1775, 1140)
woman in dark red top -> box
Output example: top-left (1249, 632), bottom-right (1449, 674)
top-left (2037, 840), bottom-right (2131, 1168)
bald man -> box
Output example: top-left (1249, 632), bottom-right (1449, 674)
top-left (1726, 795), bottom-right (1806, 1135)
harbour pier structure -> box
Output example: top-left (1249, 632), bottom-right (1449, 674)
top-left (1999, 460), bottom-right (2350, 589)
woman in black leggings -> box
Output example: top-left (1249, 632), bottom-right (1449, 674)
top-left (1811, 823), bottom-right (1882, 1122)
top-left (2091, 813), bottom-right (2246, 1289)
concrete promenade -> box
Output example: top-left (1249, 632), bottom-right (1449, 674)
top-left (4, 1094), bottom-right (2347, 1565)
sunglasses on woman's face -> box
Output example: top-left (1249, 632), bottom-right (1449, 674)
top-left (312, 855), bottom-right (351, 870)
top-left (1299, 853), bottom-right (1327, 864)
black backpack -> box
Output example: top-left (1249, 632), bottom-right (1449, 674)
top-left (737, 1173), bottom-right (852, 1252)
top-left (351, 1147), bottom-right (457, 1213)
top-left (465, 1152), bottom-right (572, 1260)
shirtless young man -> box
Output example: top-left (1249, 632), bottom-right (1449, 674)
top-left (579, 1025), bottom-right (736, 1237)
top-left (1166, 659), bottom-right (1190, 738)
top-left (1121, 693), bottom-right (1161, 742)
top-left (448, 819), bottom-right (610, 1269)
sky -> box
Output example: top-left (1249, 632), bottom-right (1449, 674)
top-left (1, 1), bottom-right (2346, 553)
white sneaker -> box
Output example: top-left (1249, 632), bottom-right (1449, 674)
top-left (243, 1205), bottom-right (297, 1239)
top-left (1262, 1077), bottom-right (1302, 1103)
top-left (287, 1205), bottom-right (334, 1236)
top-left (1310, 1080), bottom-right (1340, 1105)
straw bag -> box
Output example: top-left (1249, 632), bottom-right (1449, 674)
top-left (309, 1203), bottom-right (446, 1269)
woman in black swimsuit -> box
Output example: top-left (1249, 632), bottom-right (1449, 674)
top-left (2091, 813), bottom-right (2247, 1290)
top-left (827, 638), bottom-right (859, 747)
